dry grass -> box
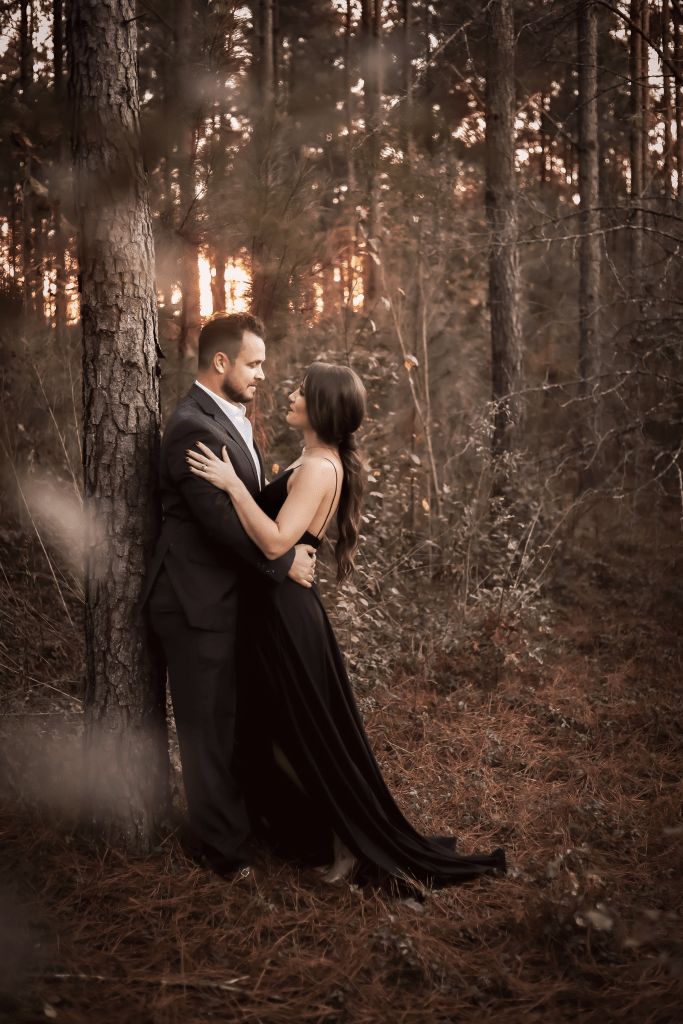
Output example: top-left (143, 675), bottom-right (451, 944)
top-left (0, 532), bottom-right (682, 1024)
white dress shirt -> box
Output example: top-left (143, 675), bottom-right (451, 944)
top-left (194, 380), bottom-right (261, 484)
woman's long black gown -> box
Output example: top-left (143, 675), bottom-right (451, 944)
top-left (234, 468), bottom-right (505, 888)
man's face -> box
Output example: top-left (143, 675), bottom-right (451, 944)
top-left (217, 330), bottom-right (266, 405)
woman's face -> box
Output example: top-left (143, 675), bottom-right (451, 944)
top-left (286, 382), bottom-right (310, 432)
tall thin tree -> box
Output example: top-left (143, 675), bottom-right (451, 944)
top-left (485, 0), bottom-right (523, 459)
top-left (640, 1), bottom-right (650, 187)
top-left (20, 0), bottom-right (33, 94)
top-left (629, 0), bottom-right (644, 278)
top-left (577, 0), bottom-right (601, 488)
top-left (69, 0), bottom-right (167, 850)
top-left (675, 4), bottom-right (683, 199)
top-left (662, 0), bottom-right (673, 197)
top-left (250, 0), bottom-right (276, 325)
top-left (175, 0), bottom-right (202, 357)
top-left (53, 0), bottom-right (68, 342)
top-left (360, 0), bottom-right (382, 311)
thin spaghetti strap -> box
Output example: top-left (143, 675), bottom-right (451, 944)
top-left (316, 457), bottom-right (339, 538)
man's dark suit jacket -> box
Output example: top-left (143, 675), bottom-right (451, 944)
top-left (142, 383), bottom-right (294, 631)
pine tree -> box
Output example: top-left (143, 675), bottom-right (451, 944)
top-left (69, 0), bottom-right (168, 850)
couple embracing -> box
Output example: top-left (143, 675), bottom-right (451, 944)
top-left (144, 312), bottom-right (505, 891)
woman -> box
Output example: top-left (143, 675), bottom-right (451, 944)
top-left (186, 361), bottom-right (505, 890)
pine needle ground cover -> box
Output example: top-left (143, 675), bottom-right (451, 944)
top-left (0, 531), bottom-right (681, 1024)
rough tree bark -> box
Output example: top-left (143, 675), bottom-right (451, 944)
top-left (485, 0), bottom-right (523, 459)
top-left (68, 0), bottom-right (168, 850)
top-left (577, 0), bottom-right (601, 489)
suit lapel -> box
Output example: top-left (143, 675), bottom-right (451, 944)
top-left (254, 440), bottom-right (265, 485)
top-left (189, 383), bottom-right (260, 488)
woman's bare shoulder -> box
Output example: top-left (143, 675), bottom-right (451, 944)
top-left (290, 454), bottom-right (341, 488)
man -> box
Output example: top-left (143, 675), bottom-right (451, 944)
top-left (143, 312), bottom-right (316, 877)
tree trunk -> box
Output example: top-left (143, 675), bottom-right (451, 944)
top-left (258, 0), bottom-right (275, 110)
top-left (322, 261), bottom-right (335, 318)
top-left (211, 248), bottom-right (226, 312)
top-left (630, 0), bottom-right (643, 278)
top-left (423, 5), bottom-right (435, 156)
top-left (662, 0), bottom-right (673, 196)
top-left (175, 0), bottom-right (201, 358)
top-left (53, 208), bottom-right (68, 342)
top-left (68, 0), bottom-right (168, 851)
top-left (20, 152), bottom-right (35, 317)
top-left (401, 0), bottom-right (415, 170)
top-left (485, 0), bottom-right (523, 458)
top-left (53, 0), bottom-right (64, 98)
top-left (597, 5), bottom-right (610, 202)
top-left (344, 0), bottom-right (356, 194)
top-left (34, 212), bottom-right (47, 321)
top-left (675, 5), bottom-right (683, 199)
top-left (577, 0), bottom-right (601, 489)
top-left (361, 0), bottom-right (382, 311)
top-left (640, 1), bottom-right (650, 191)
top-left (53, 0), bottom-right (68, 340)
top-left (250, 0), bottom-right (283, 331)
top-left (19, 2), bottom-right (34, 317)
top-left (158, 39), bottom-right (177, 314)
top-left (539, 92), bottom-right (548, 187)
top-left (271, 0), bottom-right (280, 101)
top-left (20, 0), bottom-right (33, 95)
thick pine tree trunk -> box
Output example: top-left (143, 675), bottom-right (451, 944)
top-left (577, 0), bottom-right (601, 489)
top-left (69, 0), bottom-right (168, 850)
top-left (485, 0), bottom-right (523, 459)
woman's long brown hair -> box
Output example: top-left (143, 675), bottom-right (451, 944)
top-left (303, 362), bottom-right (366, 581)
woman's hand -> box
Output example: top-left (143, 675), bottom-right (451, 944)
top-left (186, 441), bottom-right (240, 494)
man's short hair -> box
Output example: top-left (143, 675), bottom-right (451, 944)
top-left (197, 312), bottom-right (265, 370)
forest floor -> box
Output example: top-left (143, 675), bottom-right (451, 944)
top-left (0, 522), bottom-right (681, 1024)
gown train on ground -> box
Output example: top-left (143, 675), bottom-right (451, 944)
top-left (235, 469), bottom-right (505, 888)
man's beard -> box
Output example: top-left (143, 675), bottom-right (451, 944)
top-left (221, 379), bottom-right (255, 405)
